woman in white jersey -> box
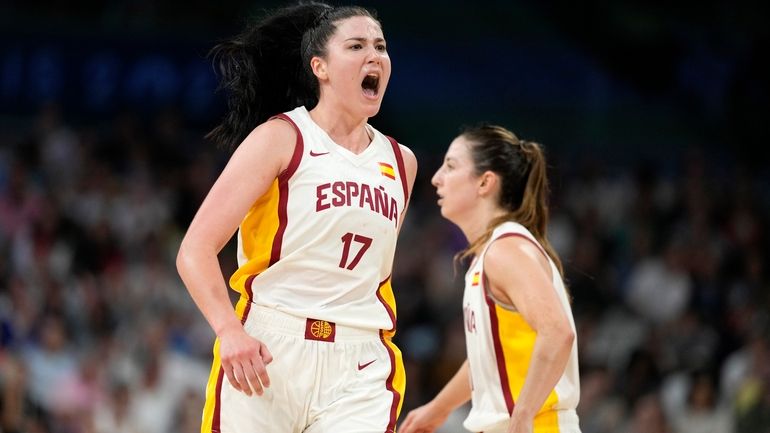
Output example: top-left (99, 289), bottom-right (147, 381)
top-left (400, 125), bottom-right (579, 433)
top-left (176, 3), bottom-right (417, 432)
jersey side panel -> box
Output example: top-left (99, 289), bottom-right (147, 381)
top-left (228, 180), bottom-right (281, 295)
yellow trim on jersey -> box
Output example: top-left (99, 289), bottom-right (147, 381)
top-left (387, 339), bottom-right (406, 417)
top-left (495, 305), bottom-right (561, 431)
top-left (533, 410), bottom-right (561, 432)
top-left (377, 278), bottom-right (406, 422)
top-left (378, 278), bottom-right (398, 335)
top-left (201, 338), bottom-right (221, 433)
top-left (201, 296), bottom-right (252, 432)
top-left (229, 180), bottom-right (281, 294)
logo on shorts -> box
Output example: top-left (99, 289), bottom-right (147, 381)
top-left (357, 359), bottom-right (376, 370)
top-left (305, 318), bottom-right (336, 342)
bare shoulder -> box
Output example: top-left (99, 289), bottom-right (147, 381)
top-left (485, 235), bottom-right (551, 280)
top-left (235, 117), bottom-right (299, 175)
top-left (243, 117), bottom-right (297, 151)
top-left (397, 143), bottom-right (418, 185)
top-left (398, 143), bottom-right (417, 165)
top-left (483, 234), bottom-right (555, 310)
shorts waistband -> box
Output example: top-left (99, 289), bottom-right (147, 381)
top-left (245, 304), bottom-right (380, 342)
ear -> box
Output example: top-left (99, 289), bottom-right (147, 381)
top-left (310, 56), bottom-right (328, 81)
top-left (478, 171), bottom-right (499, 197)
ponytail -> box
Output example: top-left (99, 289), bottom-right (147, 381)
top-left (456, 126), bottom-right (564, 278)
top-left (206, 2), bottom-right (378, 150)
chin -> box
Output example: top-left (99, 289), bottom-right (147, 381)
top-left (439, 207), bottom-right (462, 227)
top-left (362, 101), bottom-right (382, 118)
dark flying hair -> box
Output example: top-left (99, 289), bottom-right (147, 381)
top-left (206, 2), bottom-right (379, 150)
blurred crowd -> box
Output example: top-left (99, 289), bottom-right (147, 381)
top-left (1, 104), bottom-right (769, 433)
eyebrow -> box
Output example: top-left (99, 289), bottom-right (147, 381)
top-left (344, 37), bottom-right (386, 43)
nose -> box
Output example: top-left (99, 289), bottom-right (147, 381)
top-left (431, 169), bottom-right (442, 187)
top-left (366, 47), bottom-right (381, 64)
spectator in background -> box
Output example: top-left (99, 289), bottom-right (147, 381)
top-left (622, 392), bottom-right (671, 433)
top-left (92, 382), bottom-right (138, 433)
top-left (624, 237), bottom-right (692, 326)
top-left (0, 353), bottom-right (26, 433)
top-left (21, 314), bottom-right (78, 418)
top-left (670, 370), bottom-right (733, 433)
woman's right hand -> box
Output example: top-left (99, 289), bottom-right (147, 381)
top-left (218, 325), bottom-right (273, 396)
top-left (399, 401), bottom-right (450, 433)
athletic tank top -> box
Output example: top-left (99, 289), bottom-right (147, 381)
top-left (228, 106), bottom-right (409, 332)
top-left (463, 221), bottom-right (580, 432)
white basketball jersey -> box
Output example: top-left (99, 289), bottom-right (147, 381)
top-left (228, 106), bottom-right (408, 331)
top-left (463, 221), bottom-right (580, 432)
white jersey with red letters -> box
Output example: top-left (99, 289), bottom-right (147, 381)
top-left (201, 106), bottom-right (409, 433)
top-left (463, 221), bottom-right (580, 433)
top-left (228, 105), bottom-right (409, 331)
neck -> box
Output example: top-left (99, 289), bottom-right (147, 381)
top-left (309, 99), bottom-right (370, 154)
top-left (458, 202), bottom-right (508, 246)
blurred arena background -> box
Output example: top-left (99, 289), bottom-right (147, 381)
top-left (1, 1), bottom-right (769, 432)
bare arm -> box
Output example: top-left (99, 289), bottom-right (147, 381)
top-left (484, 237), bottom-right (575, 432)
top-left (399, 360), bottom-right (472, 433)
top-left (397, 143), bottom-right (418, 234)
top-left (176, 118), bottom-right (297, 396)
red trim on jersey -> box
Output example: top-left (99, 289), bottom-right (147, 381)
top-left (375, 276), bottom-right (401, 432)
top-left (241, 274), bottom-right (256, 324)
top-left (211, 367), bottom-right (224, 432)
top-left (379, 328), bottom-right (400, 433)
top-left (482, 273), bottom-right (515, 415)
top-left (475, 231), bottom-right (547, 417)
top-left (271, 113), bottom-right (304, 182)
top-left (269, 113), bottom-right (304, 265)
top-left (385, 136), bottom-right (409, 205)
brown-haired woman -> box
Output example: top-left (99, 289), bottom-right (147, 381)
top-left (400, 125), bottom-right (579, 433)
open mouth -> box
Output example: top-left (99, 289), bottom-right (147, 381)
top-left (362, 73), bottom-right (379, 98)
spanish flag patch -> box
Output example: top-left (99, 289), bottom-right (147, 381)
top-left (472, 271), bottom-right (480, 286)
top-left (379, 162), bottom-right (395, 180)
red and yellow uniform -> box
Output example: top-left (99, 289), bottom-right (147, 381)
top-left (462, 222), bottom-right (580, 433)
top-left (202, 106), bottom-right (409, 433)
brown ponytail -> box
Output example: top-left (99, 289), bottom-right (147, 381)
top-left (455, 125), bottom-right (564, 278)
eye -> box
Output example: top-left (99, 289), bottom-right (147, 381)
top-left (350, 43), bottom-right (363, 50)
top-left (376, 43), bottom-right (387, 52)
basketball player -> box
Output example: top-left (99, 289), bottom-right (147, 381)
top-left (399, 125), bottom-right (579, 433)
top-left (176, 3), bottom-right (417, 432)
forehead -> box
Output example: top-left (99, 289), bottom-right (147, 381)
top-left (331, 15), bottom-right (383, 40)
top-left (445, 136), bottom-right (474, 161)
